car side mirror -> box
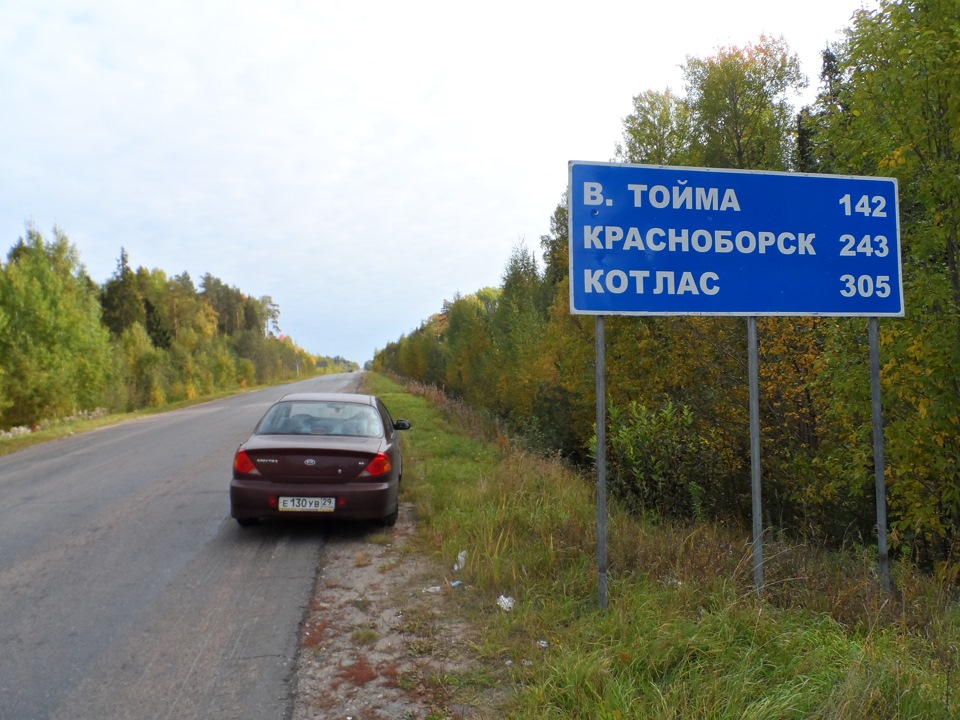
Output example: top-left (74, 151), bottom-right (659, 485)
top-left (394, 419), bottom-right (411, 431)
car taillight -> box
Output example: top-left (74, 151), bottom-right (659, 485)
top-left (233, 449), bottom-right (261, 476)
top-left (357, 452), bottom-right (391, 478)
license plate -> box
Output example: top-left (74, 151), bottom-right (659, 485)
top-left (279, 496), bottom-right (335, 512)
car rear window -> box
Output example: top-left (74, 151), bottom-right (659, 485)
top-left (256, 401), bottom-right (384, 437)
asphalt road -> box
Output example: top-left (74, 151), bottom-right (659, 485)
top-left (0, 373), bottom-right (362, 720)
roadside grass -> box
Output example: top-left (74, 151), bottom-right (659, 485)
top-left (365, 372), bottom-right (960, 719)
top-left (0, 374), bottom-right (347, 457)
top-left (0, 387), bottom-right (252, 457)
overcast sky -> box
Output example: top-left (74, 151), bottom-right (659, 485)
top-left (1, 0), bottom-right (873, 363)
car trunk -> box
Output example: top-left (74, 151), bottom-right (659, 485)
top-left (243, 437), bottom-right (384, 484)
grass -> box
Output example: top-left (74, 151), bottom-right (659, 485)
top-left (351, 626), bottom-right (378, 646)
top-left (338, 658), bottom-right (377, 685)
top-left (364, 372), bottom-right (960, 719)
top-left (0, 386), bottom-right (254, 457)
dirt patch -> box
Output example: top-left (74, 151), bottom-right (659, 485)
top-left (292, 503), bottom-right (502, 720)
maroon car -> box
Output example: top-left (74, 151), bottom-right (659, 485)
top-left (230, 392), bottom-right (410, 527)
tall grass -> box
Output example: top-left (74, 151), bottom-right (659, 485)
top-left (367, 373), bottom-right (960, 719)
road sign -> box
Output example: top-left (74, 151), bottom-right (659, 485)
top-left (568, 162), bottom-right (903, 316)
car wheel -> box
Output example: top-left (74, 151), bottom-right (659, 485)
top-left (380, 502), bottom-right (399, 527)
top-left (236, 517), bottom-right (259, 527)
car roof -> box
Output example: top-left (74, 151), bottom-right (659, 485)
top-left (276, 392), bottom-right (377, 406)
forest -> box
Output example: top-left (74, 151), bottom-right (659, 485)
top-left (0, 234), bottom-right (357, 433)
top-left (373, 0), bottom-right (960, 570)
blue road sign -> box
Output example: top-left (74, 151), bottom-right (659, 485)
top-left (568, 162), bottom-right (903, 316)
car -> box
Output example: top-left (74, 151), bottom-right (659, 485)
top-left (230, 392), bottom-right (411, 527)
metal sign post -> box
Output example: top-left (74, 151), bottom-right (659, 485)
top-left (595, 315), bottom-right (608, 609)
top-left (869, 317), bottom-right (891, 592)
top-left (569, 161), bottom-right (902, 603)
top-left (747, 317), bottom-right (764, 591)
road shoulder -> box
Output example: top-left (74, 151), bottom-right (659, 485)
top-left (293, 502), bottom-right (502, 719)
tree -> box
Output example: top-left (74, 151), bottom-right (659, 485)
top-left (100, 248), bottom-right (145, 336)
top-left (816, 0), bottom-right (960, 565)
top-left (200, 273), bottom-right (247, 336)
top-left (615, 89), bottom-right (694, 166)
top-left (442, 291), bottom-right (498, 405)
top-left (0, 298), bottom-right (9, 418)
top-left (683, 35), bottom-right (806, 170)
top-left (488, 245), bottom-right (549, 417)
top-left (539, 198), bottom-right (569, 288)
top-left (242, 295), bottom-right (281, 336)
top-left (796, 47), bottom-right (850, 173)
top-left (0, 226), bottom-right (113, 427)
top-left (132, 266), bottom-right (174, 348)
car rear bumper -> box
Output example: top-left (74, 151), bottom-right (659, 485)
top-left (229, 477), bottom-right (398, 521)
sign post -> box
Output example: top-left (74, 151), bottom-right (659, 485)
top-left (595, 315), bottom-right (608, 609)
top-left (569, 161), bottom-right (903, 598)
top-left (747, 316), bottom-right (763, 590)
top-left (869, 317), bottom-right (891, 591)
